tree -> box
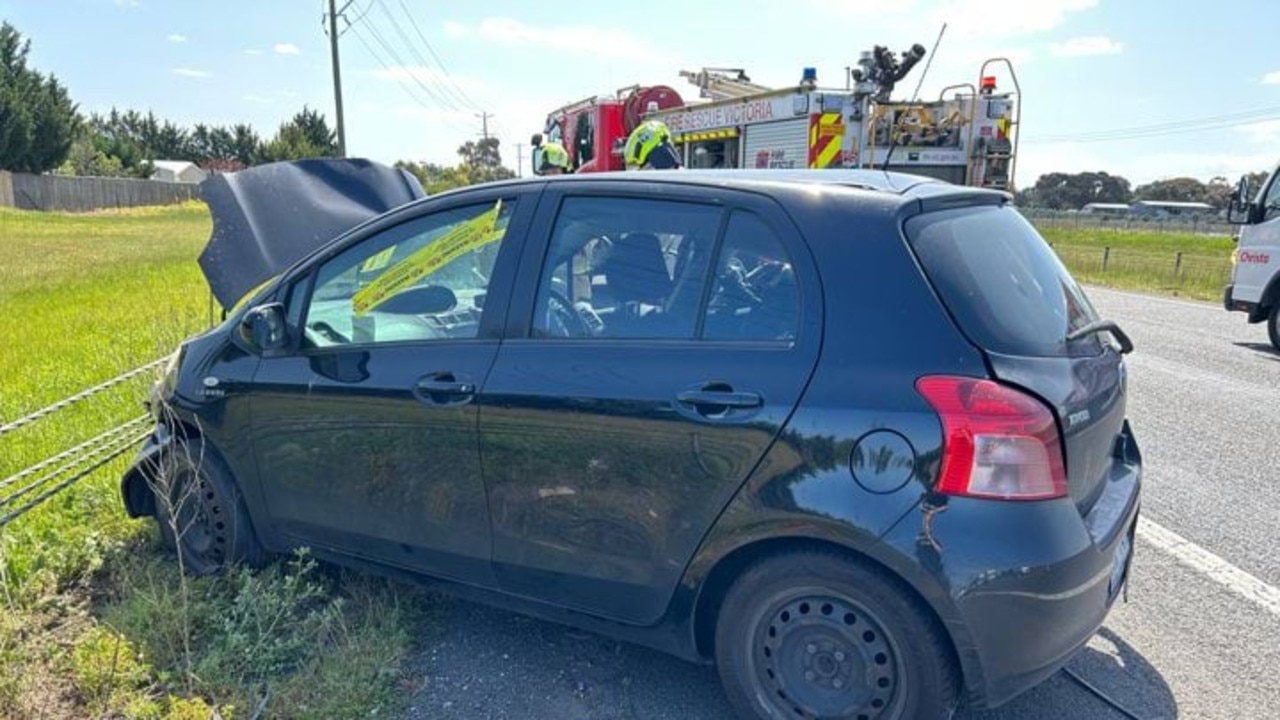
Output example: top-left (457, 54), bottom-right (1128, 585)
top-left (395, 160), bottom-right (469, 194)
top-left (1022, 171), bottom-right (1132, 210)
top-left (0, 22), bottom-right (79, 173)
top-left (456, 137), bottom-right (515, 184)
top-left (258, 107), bottom-right (339, 163)
top-left (1132, 177), bottom-right (1210, 205)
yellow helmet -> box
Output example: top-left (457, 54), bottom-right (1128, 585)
top-left (624, 120), bottom-right (681, 170)
top-left (537, 141), bottom-right (572, 174)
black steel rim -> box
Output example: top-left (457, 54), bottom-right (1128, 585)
top-left (752, 591), bottom-right (901, 720)
top-left (171, 466), bottom-right (227, 567)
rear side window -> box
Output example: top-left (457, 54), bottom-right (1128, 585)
top-left (704, 211), bottom-right (799, 341)
top-left (906, 205), bottom-right (1102, 358)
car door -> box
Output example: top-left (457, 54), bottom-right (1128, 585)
top-left (479, 182), bottom-right (822, 623)
top-left (246, 187), bottom-right (536, 585)
top-left (1234, 169), bottom-right (1280, 304)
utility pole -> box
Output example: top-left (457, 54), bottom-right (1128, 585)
top-left (515, 143), bottom-right (524, 177)
top-left (476, 111), bottom-right (493, 141)
top-left (327, 0), bottom-right (348, 157)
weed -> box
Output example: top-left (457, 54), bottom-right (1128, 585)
top-left (0, 203), bottom-right (424, 720)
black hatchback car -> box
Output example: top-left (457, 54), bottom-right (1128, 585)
top-left (122, 164), bottom-right (1141, 720)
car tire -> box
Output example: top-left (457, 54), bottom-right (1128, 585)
top-left (153, 435), bottom-right (266, 575)
top-left (714, 550), bottom-right (958, 720)
top-left (1268, 304), bottom-right (1280, 352)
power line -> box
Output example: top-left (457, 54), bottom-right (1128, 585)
top-left (372, 0), bottom-right (471, 114)
top-left (359, 9), bottom-right (466, 114)
top-left (1027, 105), bottom-right (1280, 144)
top-left (346, 21), bottom-right (472, 135)
top-left (389, 0), bottom-right (481, 113)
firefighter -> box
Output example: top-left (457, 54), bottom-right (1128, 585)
top-left (624, 120), bottom-right (682, 170)
top-left (538, 141), bottom-right (573, 175)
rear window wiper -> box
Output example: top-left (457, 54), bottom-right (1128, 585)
top-left (1066, 319), bottom-right (1134, 355)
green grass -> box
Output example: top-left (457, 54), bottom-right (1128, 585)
top-left (1035, 225), bottom-right (1236, 301)
top-left (0, 203), bottom-right (425, 720)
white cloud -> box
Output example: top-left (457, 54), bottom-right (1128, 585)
top-left (242, 94), bottom-right (273, 104)
top-left (244, 48), bottom-right (264, 56)
top-left (372, 65), bottom-right (486, 93)
top-left (1237, 119), bottom-right (1280, 145)
top-left (393, 105), bottom-right (471, 123)
top-left (274, 43), bottom-right (301, 56)
top-left (1263, 71), bottom-right (1280, 85)
top-left (167, 34), bottom-right (187, 44)
top-left (443, 21), bottom-right (467, 37)
top-left (931, 0), bottom-right (1098, 38)
top-left (448, 17), bottom-right (661, 62)
top-left (1050, 36), bottom-right (1123, 57)
top-left (115, 0), bottom-right (140, 7)
top-left (172, 67), bottom-right (212, 79)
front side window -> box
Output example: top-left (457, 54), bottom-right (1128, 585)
top-left (533, 197), bottom-right (720, 340)
top-left (302, 200), bottom-right (517, 347)
top-left (1263, 171), bottom-right (1280, 221)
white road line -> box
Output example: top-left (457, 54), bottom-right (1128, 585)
top-left (1137, 516), bottom-right (1280, 618)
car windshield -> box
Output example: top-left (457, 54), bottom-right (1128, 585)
top-left (906, 205), bottom-right (1103, 358)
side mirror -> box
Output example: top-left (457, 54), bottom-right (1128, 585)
top-left (531, 146), bottom-right (545, 177)
top-left (1227, 175), bottom-right (1255, 225)
top-left (240, 303), bottom-right (288, 353)
top-left (530, 133), bottom-right (544, 148)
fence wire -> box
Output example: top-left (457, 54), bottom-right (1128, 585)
top-left (0, 355), bottom-right (168, 437)
top-left (0, 428), bottom-right (151, 527)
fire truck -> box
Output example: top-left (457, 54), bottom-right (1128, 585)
top-left (531, 44), bottom-right (1021, 190)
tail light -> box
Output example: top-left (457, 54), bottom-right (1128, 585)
top-left (916, 376), bottom-right (1067, 501)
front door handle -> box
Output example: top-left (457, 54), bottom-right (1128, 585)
top-left (676, 389), bottom-right (763, 409)
top-left (414, 372), bottom-right (475, 405)
top-left (416, 378), bottom-right (475, 395)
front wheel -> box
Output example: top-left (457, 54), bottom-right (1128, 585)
top-left (153, 435), bottom-right (266, 575)
top-left (714, 551), bottom-right (959, 720)
top-left (1268, 303), bottom-right (1280, 352)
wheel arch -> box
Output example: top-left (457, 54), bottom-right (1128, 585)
top-left (689, 531), bottom-right (978, 699)
top-left (119, 418), bottom-right (208, 518)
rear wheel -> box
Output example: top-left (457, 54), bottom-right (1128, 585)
top-left (153, 436), bottom-right (265, 575)
top-left (1268, 304), bottom-right (1280, 352)
top-left (714, 551), bottom-right (958, 720)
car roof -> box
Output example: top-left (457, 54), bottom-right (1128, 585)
top-left (439, 169), bottom-right (1009, 209)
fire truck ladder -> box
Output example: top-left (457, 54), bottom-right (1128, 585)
top-left (972, 57), bottom-right (1022, 190)
top-left (679, 68), bottom-right (773, 100)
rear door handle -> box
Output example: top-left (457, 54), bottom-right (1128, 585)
top-left (676, 389), bottom-right (763, 409)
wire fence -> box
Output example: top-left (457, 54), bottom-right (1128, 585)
top-left (1022, 208), bottom-right (1235, 237)
top-left (0, 358), bottom-right (165, 528)
top-left (1048, 243), bottom-right (1232, 299)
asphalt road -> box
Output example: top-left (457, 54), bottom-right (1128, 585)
top-left (401, 286), bottom-right (1280, 720)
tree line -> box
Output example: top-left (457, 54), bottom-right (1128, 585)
top-left (1015, 171), bottom-right (1272, 211)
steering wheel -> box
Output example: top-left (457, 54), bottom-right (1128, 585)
top-left (544, 289), bottom-right (592, 338)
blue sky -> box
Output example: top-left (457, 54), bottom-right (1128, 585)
top-left (2, 0), bottom-right (1278, 186)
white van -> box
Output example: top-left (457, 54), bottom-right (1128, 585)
top-left (1226, 169), bottom-right (1280, 350)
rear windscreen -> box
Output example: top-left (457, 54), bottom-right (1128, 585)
top-left (906, 205), bottom-right (1103, 358)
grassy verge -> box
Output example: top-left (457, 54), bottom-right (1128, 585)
top-left (1035, 225), bottom-right (1235, 302)
top-left (0, 203), bottom-right (425, 720)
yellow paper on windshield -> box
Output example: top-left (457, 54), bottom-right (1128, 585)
top-left (351, 200), bottom-right (504, 317)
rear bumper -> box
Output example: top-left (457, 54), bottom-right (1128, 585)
top-left (881, 427), bottom-right (1142, 709)
top-left (1225, 284), bottom-right (1266, 320)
